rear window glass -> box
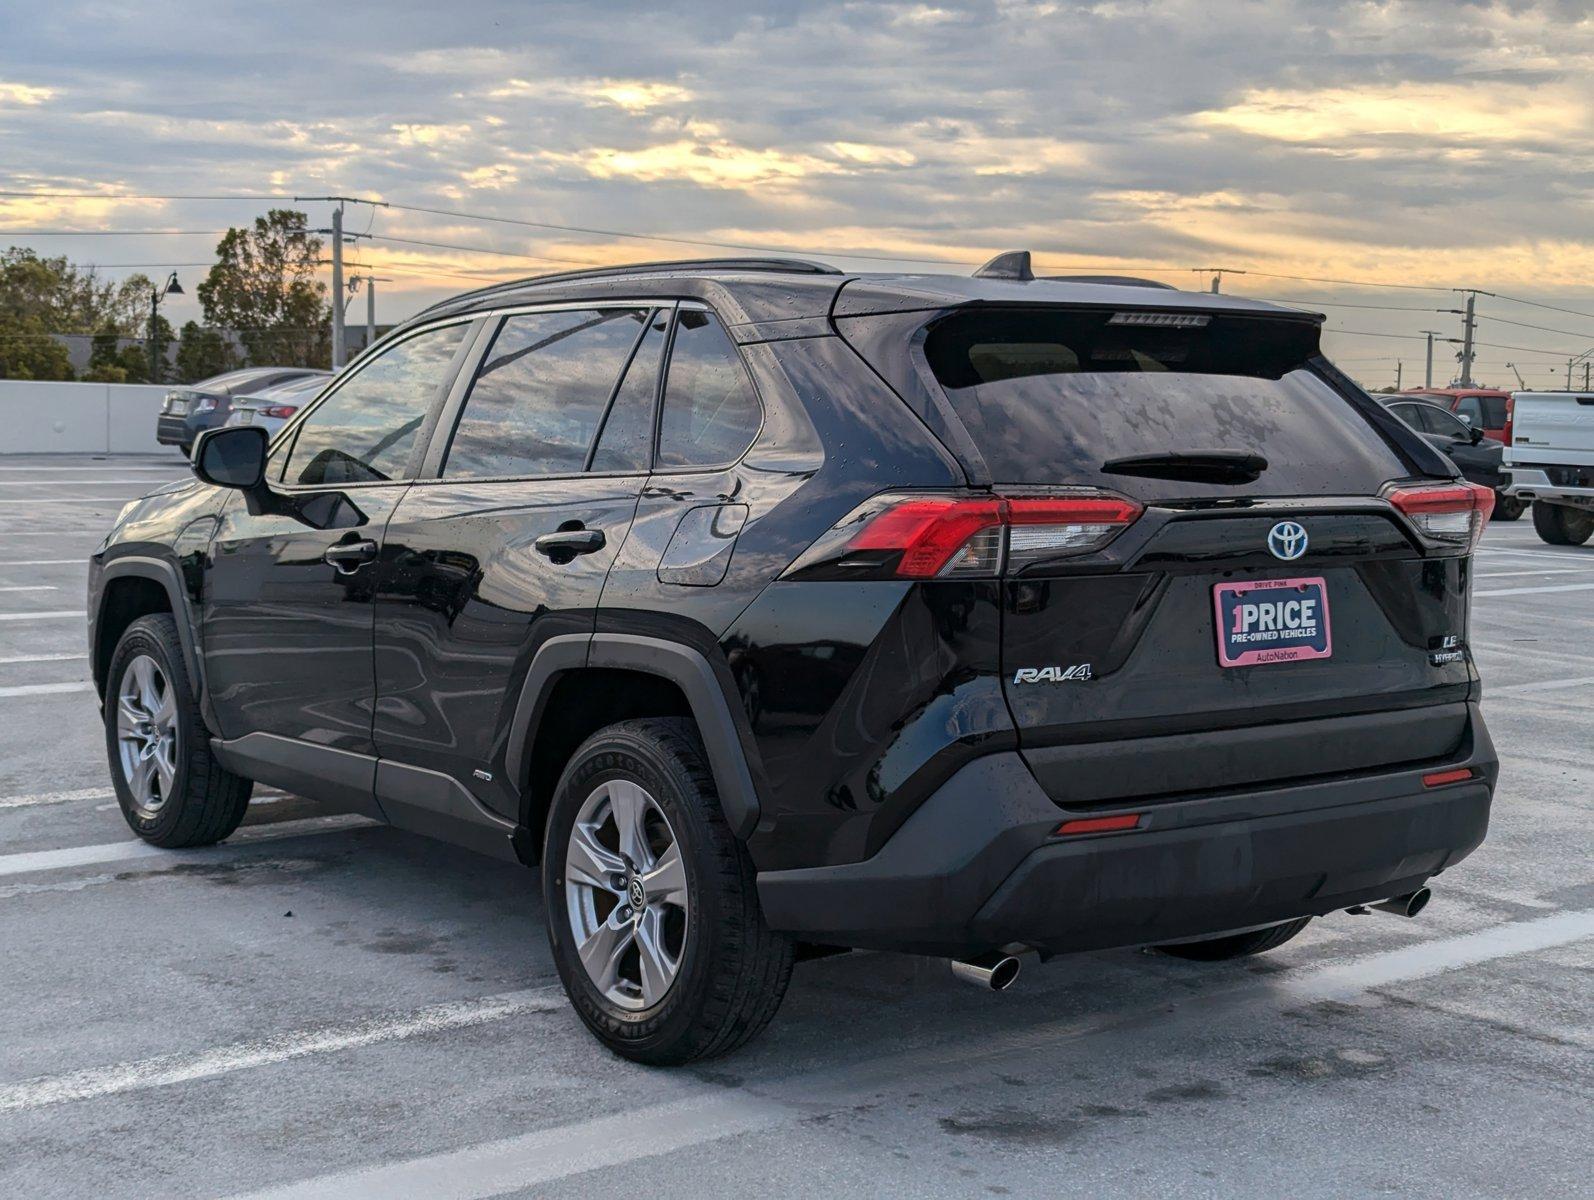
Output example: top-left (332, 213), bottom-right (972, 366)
top-left (923, 309), bottom-right (1406, 498)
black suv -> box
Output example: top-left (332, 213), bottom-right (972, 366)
top-left (89, 254), bottom-right (1499, 1064)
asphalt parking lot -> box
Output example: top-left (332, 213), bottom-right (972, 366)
top-left (0, 453), bottom-right (1589, 1199)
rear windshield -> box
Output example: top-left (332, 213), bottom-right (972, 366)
top-left (923, 308), bottom-right (1407, 498)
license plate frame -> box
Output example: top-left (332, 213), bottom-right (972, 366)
top-left (1212, 576), bottom-right (1332, 668)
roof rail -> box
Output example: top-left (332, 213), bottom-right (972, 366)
top-left (409, 256), bottom-right (842, 321)
top-left (516, 256), bottom-right (841, 288)
top-left (1044, 274), bottom-right (1175, 290)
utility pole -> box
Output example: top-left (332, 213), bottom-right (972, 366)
top-left (1458, 292), bottom-right (1476, 387)
top-left (349, 274), bottom-right (391, 356)
top-left (1568, 359), bottom-right (1576, 390)
top-left (1395, 361), bottom-right (1402, 390)
top-left (1419, 330), bottom-right (1441, 388)
top-left (330, 202), bottom-right (346, 370)
top-left (1585, 362), bottom-right (1590, 391)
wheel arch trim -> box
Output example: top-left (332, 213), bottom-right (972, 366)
top-left (93, 555), bottom-right (205, 708)
top-left (505, 632), bottom-right (764, 839)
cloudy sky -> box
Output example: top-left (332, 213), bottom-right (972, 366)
top-left (3, 0), bottom-right (1592, 387)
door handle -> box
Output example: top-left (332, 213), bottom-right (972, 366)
top-left (533, 528), bottom-right (606, 560)
top-left (323, 538), bottom-right (378, 573)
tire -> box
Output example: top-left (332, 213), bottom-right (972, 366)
top-left (1154, 917), bottom-right (1311, 962)
top-left (104, 613), bottom-right (251, 847)
top-left (543, 717), bottom-right (794, 1065)
top-left (1492, 493), bottom-right (1525, 522)
top-left (1532, 501), bottom-right (1594, 546)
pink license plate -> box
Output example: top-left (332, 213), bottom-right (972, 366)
top-left (1213, 577), bottom-right (1332, 667)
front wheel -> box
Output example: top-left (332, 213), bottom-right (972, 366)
top-left (1155, 917), bottom-right (1311, 961)
top-left (543, 718), bottom-right (793, 1065)
top-left (104, 613), bottom-right (251, 846)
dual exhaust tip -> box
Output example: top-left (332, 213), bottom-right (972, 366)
top-left (949, 952), bottom-right (1022, 991)
top-left (950, 888), bottom-right (1432, 991)
top-left (1365, 887), bottom-right (1432, 919)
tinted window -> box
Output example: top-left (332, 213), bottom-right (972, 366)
top-left (1425, 406), bottom-right (1471, 440)
top-left (656, 310), bottom-right (762, 468)
top-left (591, 309), bottom-right (667, 473)
top-left (1453, 396), bottom-right (1483, 427)
top-left (444, 308), bottom-right (647, 478)
top-left (923, 308), bottom-right (1406, 499)
top-left (284, 323), bottom-right (466, 486)
top-left (1388, 403), bottom-right (1427, 432)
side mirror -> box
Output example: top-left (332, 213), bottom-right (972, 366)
top-left (192, 425), bottom-right (269, 490)
top-left (1467, 424), bottom-right (1485, 445)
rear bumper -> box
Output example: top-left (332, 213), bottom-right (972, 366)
top-left (757, 703), bottom-right (1496, 957)
top-left (1505, 465), bottom-right (1594, 504)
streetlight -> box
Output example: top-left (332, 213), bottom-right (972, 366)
top-left (149, 272), bottom-right (183, 384)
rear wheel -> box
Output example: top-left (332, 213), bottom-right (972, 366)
top-left (104, 614), bottom-right (251, 847)
top-left (543, 718), bottom-right (793, 1064)
top-left (1492, 492), bottom-right (1525, 521)
top-left (1155, 917), bottom-right (1311, 961)
top-left (1532, 501), bottom-right (1594, 546)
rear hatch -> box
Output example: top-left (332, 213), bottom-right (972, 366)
top-left (840, 303), bottom-right (1486, 808)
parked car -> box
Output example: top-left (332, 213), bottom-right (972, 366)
top-left (1401, 386), bottom-right (1512, 443)
top-left (89, 255), bottom-right (1498, 1065)
top-left (1503, 390), bottom-right (1594, 545)
top-left (223, 372), bottom-right (333, 439)
top-left (1381, 397), bottom-right (1523, 519)
top-left (156, 367), bottom-right (324, 454)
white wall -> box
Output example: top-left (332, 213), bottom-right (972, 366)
top-left (0, 380), bottom-right (170, 453)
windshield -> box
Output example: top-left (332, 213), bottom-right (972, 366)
top-left (923, 308), bottom-right (1408, 499)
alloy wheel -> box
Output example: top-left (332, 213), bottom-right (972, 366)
top-left (564, 778), bottom-right (689, 1010)
top-left (115, 653), bottom-right (178, 820)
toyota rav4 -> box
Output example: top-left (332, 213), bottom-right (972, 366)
top-left (89, 253), bottom-right (1498, 1063)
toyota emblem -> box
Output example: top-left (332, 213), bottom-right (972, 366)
top-left (1267, 521), bottom-right (1308, 561)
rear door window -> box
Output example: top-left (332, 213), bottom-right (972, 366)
top-left (656, 310), bottom-right (762, 469)
top-left (922, 308), bottom-right (1408, 499)
top-left (444, 308), bottom-right (649, 478)
top-left (590, 308), bottom-right (668, 473)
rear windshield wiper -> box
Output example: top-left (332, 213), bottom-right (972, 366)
top-left (1101, 449), bottom-right (1268, 485)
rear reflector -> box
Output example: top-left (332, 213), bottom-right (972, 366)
top-left (1422, 768), bottom-right (1474, 788)
top-left (1385, 481), bottom-right (1494, 552)
top-left (1054, 813), bottom-right (1142, 836)
top-left (832, 492), bottom-right (1143, 579)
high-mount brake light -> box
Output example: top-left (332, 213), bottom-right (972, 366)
top-left (1385, 481), bottom-right (1494, 552)
top-left (819, 492), bottom-right (1143, 579)
top-left (1106, 312), bottom-right (1211, 328)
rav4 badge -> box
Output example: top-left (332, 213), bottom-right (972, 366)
top-left (1013, 664), bottom-right (1093, 684)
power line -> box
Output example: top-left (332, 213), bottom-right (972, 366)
top-left (1486, 290), bottom-right (1594, 323)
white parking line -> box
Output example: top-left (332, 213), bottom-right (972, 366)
top-left (0, 652), bottom-right (85, 665)
top-left (224, 907), bottom-right (1594, 1200)
top-left (0, 985), bottom-right (567, 1115)
top-left (1476, 548), bottom-right (1594, 564)
top-left (0, 787), bottom-right (113, 810)
top-left (0, 466), bottom-right (183, 473)
top-left (0, 480), bottom-right (180, 487)
top-left (0, 498), bottom-right (133, 506)
top-left (1474, 583), bottom-right (1594, 598)
top-left (0, 681), bottom-right (91, 699)
top-left (0, 560), bottom-right (85, 567)
top-left (1485, 675), bottom-right (1594, 698)
top-left (0, 585), bottom-right (56, 592)
top-left (0, 611), bottom-right (85, 622)
top-left (0, 813), bottom-right (377, 879)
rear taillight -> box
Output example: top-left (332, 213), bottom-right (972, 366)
top-left (194, 397), bottom-right (218, 414)
top-left (785, 491), bottom-right (1142, 580)
top-left (1503, 395), bottom-right (1515, 446)
top-left (259, 405), bottom-right (299, 419)
top-left (1385, 481), bottom-right (1494, 552)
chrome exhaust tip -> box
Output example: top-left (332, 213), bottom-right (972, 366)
top-left (950, 953), bottom-right (1022, 991)
top-left (1369, 887), bottom-right (1432, 918)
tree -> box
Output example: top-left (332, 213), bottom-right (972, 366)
top-left (83, 322), bottom-right (128, 382)
top-left (0, 250), bottom-right (74, 379)
top-left (174, 320), bottom-right (235, 383)
top-left (197, 210), bottom-right (330, 368)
